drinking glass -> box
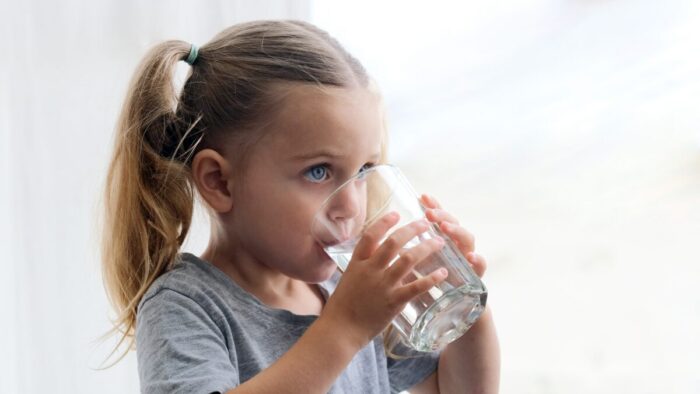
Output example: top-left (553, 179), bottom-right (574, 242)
top-left (311, 164), bottom-right (487, 351)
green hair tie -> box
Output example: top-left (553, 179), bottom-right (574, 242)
top-left (185, 44), bottom-right (199, 65)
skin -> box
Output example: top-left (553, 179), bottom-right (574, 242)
top-left (411, 195), bottom-right (501, 394)
top-left (191, 84), bottom-right (500, 393)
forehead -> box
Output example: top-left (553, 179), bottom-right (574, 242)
top-left (262, 85), bottom-right (384, 160)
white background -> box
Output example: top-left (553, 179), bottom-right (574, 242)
top-left (1, 0), bottom-right (698, 393)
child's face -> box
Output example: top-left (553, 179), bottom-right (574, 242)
top-left (227, 85), bottom-right (384, 283)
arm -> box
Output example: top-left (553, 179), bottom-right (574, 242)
top-left (229, 212), bottom-right (449, 393)
top-left (437, 306), bottom-right (500, 393)
top-left (407, 194), bottom-right (501, 394)
top-left (137, 289), bottom-right (359, 394)
top-left (225, 315), bottom-right (362, 394)
top-left (406, 308), bottom-right (499, 394)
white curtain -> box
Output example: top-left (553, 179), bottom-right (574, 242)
top-left (0, 1), bottom-right (310, 392)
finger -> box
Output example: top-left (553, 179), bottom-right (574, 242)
top-left (394, 268), bottom-right (448, 304)
top-left (420, 194), bottom-right (437, 210)
top-left (425, 208), bottom-right (460, 226)
top-left (385, 236), bottom-right (445, 283)
top-left (353, 212), bottom-right (401, 260)
top-left (466, 252), bottom-right (488, 278)
top-left (420, 194), bottom-right (443, 210)
top-left (372, 219), bottom-right (431, 266)
top-left (440, 222), bottom-right (475, 254)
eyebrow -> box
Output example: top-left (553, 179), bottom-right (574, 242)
top-left (291, 150), bottom-right (343, 161)
top-left (291, 151), bottom-right (381, 161)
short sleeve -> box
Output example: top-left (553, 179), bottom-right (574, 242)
top-left (136, 288), bottom-right (238, 394)
top-left (386, 342), bottom-right (439, 393)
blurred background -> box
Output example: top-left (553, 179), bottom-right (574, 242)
top-left (1, 0), bottom-right (698, 393)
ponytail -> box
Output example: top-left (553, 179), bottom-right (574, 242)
top-left (100, 40), bottom-right (198, 364)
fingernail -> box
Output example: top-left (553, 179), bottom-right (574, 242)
top-left (438, 268), bottom-right (448, 277)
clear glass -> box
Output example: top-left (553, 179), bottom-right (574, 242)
top-left (311, 164), bottom-right (488, 352)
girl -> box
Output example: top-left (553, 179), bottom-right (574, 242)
top-left (102, 20), bottom-right (499, 394)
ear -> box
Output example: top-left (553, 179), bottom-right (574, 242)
top-left (191, 148), bottom-right (235, 213)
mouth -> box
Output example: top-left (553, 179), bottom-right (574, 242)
top-left (315, 235), bottom-right (343, 248)
top-left (315, 240), bottom-right (338, 252)
top-left (314, 242), bottom-right (334, 262)
top-left (324, 242), bottom-right (341, 250)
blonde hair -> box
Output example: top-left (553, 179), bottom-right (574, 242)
top-left (101, 20), bottom-right (388, 366)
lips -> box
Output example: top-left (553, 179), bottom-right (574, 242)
top-left (314, 242), bottom-right (334, 262)
top-left (314, 230), bottom-right (343, 248)
top-left (315, 242), bottom-right (327, 252)
top-left (313, 220), bottom-right (356, 245)
top-left (316, 238), bottom-right (340, 249)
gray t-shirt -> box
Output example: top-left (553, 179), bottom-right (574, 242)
top-left (136, 253), bottom-right (438, 394)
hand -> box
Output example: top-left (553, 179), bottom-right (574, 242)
top-left (420, 194), bottom-right (488, 278)
top-left (321, 212), bottom-right (449, 350)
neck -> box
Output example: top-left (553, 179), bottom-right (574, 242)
top-left (201, 223), bottom-right (324, 315)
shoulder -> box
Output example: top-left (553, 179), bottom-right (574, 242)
top-left (134, 254), bottom-right (240, 393)
top-left (137, 253), bottom-right (233, 314)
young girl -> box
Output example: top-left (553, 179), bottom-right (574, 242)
top-left (102, 20), bottom-right (500, 393)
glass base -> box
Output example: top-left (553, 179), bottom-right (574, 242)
top-left (407, 285), bottom-right (488, 352)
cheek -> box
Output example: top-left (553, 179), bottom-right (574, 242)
top-left (237, 182), bottom-right (326, 247)
top-left (249, 194), bottom-right (317, 247)
top-left (358, 193), bottom-right (368, 223)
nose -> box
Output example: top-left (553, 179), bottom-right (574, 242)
top-left (326, 178), bottom-right (365, 223)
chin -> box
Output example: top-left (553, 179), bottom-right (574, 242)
top-left (302, 247), bottom-right (338, 283)
top-left (306, 259), bottom-right (338, 284)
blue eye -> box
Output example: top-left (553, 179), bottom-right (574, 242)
top-left (358, 163), bottom-right (375, 179)
top-left (360, 163), bottom-right (375, 173)
top-left (304, 164), bottom-right (329, 183)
